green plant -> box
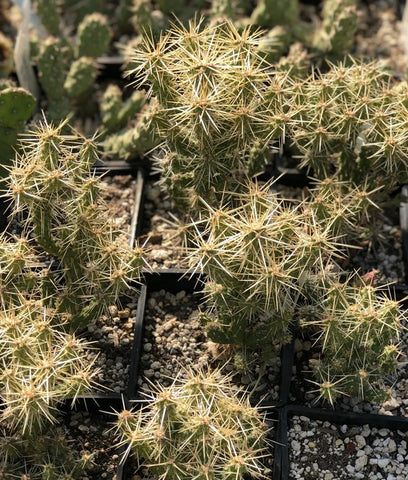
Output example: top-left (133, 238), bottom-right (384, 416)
top-left (0, 82), bottom-right (36, 184)
top-left (289, 59), bottom-right (408, 192)
top-left (0, 31), bottom-right (13, 78)
top-left (299, 277), bottom-right (405, 404)
top-left (0, 290), bottom-right (97, 435)
top-left (187, 179), bottom-right (347, 367)
top-left (0, 425), bottom-right (92, 479)
top-left (6, 118), bottom-right (146, 329)
top-left (36, 13), bottom-right (112, 120)
top-left (129, 19), bottom-right (287, 210)
top-left (116, 367), bottom-right (270, 480)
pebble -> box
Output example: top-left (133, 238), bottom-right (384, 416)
top-left (355, 455), bottom-right (368, 471)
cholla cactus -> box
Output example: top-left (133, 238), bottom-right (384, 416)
top-left (289, 59), bottom-right (408, 192)
top-left (0, 293), bottom-right (97, 435)
top-left (313, 0), bottom-right (358, 56)
top-left (116, 367), bottom-right (270, 480)
top-left (6, 118), bottom-right (146, 328)
top-left (188, 180), bottom-right (344, 366)
top-left (250, 0), bottom-right (299, 28)
top-left (0, 425), bottom-right (92, 479)
top-left (129, 19), bottom-right (289, 210)
top-left (0, 83), bottom-right (35, 183)
top-left (101, 86), bottom-right (161, 160)
top-left (301, 278), bottom-right (406, 404)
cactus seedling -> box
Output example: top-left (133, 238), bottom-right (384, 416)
top-left (129, 18), bottom-right (289, 210)
top-left (36, 12), bottom-right (112, 120)
top-left (116, 367), bottom-right (270, 480)
top-left (289, 59), bottom-right (408, 192)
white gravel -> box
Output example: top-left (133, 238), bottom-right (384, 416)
top-left (288, 416), bottom-right (408, 480)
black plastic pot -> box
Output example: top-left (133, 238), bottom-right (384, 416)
top-left (60, 393), bottom-right (128, 480)
top-left (127, 268), bottom-right (203, 399)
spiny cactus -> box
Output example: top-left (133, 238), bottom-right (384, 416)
top-left (300, 277), bottom-right (406, 404)
top-left (289, 59), bottom-right (408, 192)
top-left (250, 0), bottom-right (299, 28)
top-left (129, 19), bottom-right (291, 210)
top-left (0, 292), bottom-right (98, 435)
top-left (0, 83), bottom-right (35, 183)
top-left (103, 96), bottom-right (161, 160)
top-left (187, 179), bottom-right (346, 367)
top-left (0, 425), bottom-right (92, 479)
top-left (6, 118), bottom-right (146, 328)
top-left (313, 0), bottom-right (358, 56)
top-left (116, 367), bottom-right (270, 480)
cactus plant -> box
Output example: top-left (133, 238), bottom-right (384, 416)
top-left (103, 96), bottom-right (161, 160)
top-left (129, 19), bottom-right (288, 210)
top-left (0, 31), bottom-right (14, 78)
top-left (300, 278), bottom-right (406, 404)
top-left (6, 118), bottom-right (146, 329)
top-left (312, 0), bottom-right (359, 56)
top-left (289, 59), bottom-right (408, 192)
top-left (116, 367), bottom-right (270, 480)
top-left (36, 13), bottom-right (112, 121)
top-left (0, 83), bottom-right (35, 183)
top-left (186, 179), bottom-right (346, 367)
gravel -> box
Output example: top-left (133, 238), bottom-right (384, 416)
top-left (139, 181), bottom-right (189, 269)
top-left (83, 296), bottom-right (139, 393)
top-left (64, 409), bottom-right (120, 480)
top-left (288, 416), bottom-right (408, 480)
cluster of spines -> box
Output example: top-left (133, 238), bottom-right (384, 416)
top-left (289, 59), bottom-right (408, 191)
top-left (187, 180), bottom-right (345, 363)
top-left (130, 19), bottom-right (293, 209)
top-left (116, 367), bottom-right (269, 480)
top-left (0, 294), bottom-right (97, 435)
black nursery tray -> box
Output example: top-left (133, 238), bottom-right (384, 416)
top-left (127, 269), bottom-right (205, 399)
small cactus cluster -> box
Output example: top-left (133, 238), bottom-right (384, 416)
top-left (0, 425), bottom-right (92, 479)
top-left (35, 12), bottom-right (112, 120)
top-left (188, 178), bottom-right (382, 367)
top-left (101, 85), bottom-right (161, 160)
top-left (289, 60), bottom-right (408, 191)
top-left (300, 279), bottom-right (404, 404)
top-left (6, 118), bottom-right (146, 329)
top-left (0, 292), bottom-right (97, 435)
top-left (0, 117), bottom-right (149, 476)
top-left (0, 82), bottom-right (35, 183)
top-left (116, 368), bottom-right (270, 480)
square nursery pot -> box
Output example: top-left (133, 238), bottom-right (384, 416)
top-left (59, 393), bottom-right (129, 480)
top-left (277, 405), bottom-right (408, 480)
top-left (120, 269), bottom-right (296, 479)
